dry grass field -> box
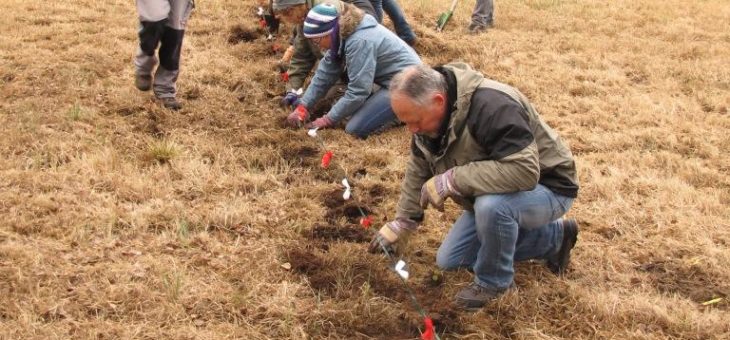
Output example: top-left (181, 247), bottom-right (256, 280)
top-left (1, 0), bottom-right (729, 338)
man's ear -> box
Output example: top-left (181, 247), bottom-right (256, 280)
top-left (431, 92), bottom-right (446, 104)
top-left (432, 92), bottom-right (446, 108)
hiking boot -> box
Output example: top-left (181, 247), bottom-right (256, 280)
top-left (159, 97), bottom-right (182, 111)
top-left (546, 218), bottom-right (579, 274)
top-left (454, 282), bottom-right (507, 310)
top-left (135, 74), bottom-right (152, 91)
top-left (468, 22), bottom-right (493, 35)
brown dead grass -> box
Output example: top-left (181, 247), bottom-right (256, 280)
top-left (1, 0), bottom-right (729, 338)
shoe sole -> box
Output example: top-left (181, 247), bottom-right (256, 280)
top-left (454, 298), bottom-right (486, 311)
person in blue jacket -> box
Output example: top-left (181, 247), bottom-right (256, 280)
top-left (285, 3), bottom-right (421, 139)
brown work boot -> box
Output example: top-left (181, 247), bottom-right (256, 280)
top-left (135, 74), bottom-right (152, 91)
top-left (546, 218), bottom-right (579, 274)
top-left (159, 97), bottom-right (182, 111)
top-left (454, 282), bottom-right (508, 310)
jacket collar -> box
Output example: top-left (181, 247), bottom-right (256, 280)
top-left (339, 3), bottom-right (367, 38)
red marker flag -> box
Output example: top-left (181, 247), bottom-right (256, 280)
top-left (321, 151), bottom-right (333, 168)
top-left (259, 18), bottom-right (267, 28)
top-left (280, 71), bottom-right (289, 82)
top-left (359, 216), bottom-right (373, 229)
top-left (421, 317), bottom-right (435, 340)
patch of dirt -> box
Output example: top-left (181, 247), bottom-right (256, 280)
top-left (321, 188), bottom-right (346, 208)
top-left (321, 184), bottom-right (386, 209)
top-left (352, 168), bottom-right (367, 178)
top-left (325, 202), bottom-right (372, 224)
top-left (364, 184), bottom-right (387, 204)
top-left (637, 260), bottom-right (729, 309)
top-left (308, 223), bottom-right (369, 243)
top-left (284, 247), bottom-right (338, 293)
top-left (111, 104), bottom-right (145, 116)
top-left (291, 243), bottom-right (471, 337)
top-left (133, 111), bottom-right (164, 138)
top-left (312, 166), bottom-right (343, 183)
top-left (308, 84), bottom-right (346, 118)
top-left (428, 305), bottom-right (463, 336)
top-left (280, 146), bottom-right (317, 165)
top-left (285, 245), bottom-right (403, 298)
top-left (227, 25), bottom-right (258, 44)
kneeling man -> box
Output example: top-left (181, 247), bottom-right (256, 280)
top-left (369, 63), bottom-right (580, 310)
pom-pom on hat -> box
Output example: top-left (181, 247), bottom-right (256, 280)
top-left (303, 4), bottom-right (339, 38)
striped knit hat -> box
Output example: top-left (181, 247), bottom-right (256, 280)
top-left (303, 4), bottom-right (339, 38)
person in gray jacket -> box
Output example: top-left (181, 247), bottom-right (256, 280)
top-left (369, 63), bottom-right (580, 310)
top-left (285, 3), bottom-right (420, 138)
top-left (134, 0), bottom-right (195, 110)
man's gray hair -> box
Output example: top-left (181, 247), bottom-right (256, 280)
top-left (389, 64), bottom-right (446, 106)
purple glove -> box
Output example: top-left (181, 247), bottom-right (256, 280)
top-left (305, 115), bottom-right (336, 129)
top-left (286, 104), bottom-right (309, 128)
top-left (420, 168), bottom-right (461, 211)
top-left (280, 89), bottom-right (301, 108)
top-left (368, 218), bottom-right (419, 254)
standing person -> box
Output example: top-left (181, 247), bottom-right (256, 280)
top-left (469, 0), bottom-right (493, 34)
top-left (369, 0), bottom-right (416, 45)
top-left (369, 63), bottom-right (580, 310)
top-left (134, 0), bottom-right (195, 110)
top-left (273, 0), bottom-right (375, 109)
top-left (285, 4), bottom-right (421, 138)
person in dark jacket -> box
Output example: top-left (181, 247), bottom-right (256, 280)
top-left (285, 3), bottom-right (420, 138)
top-left (369, 0), bottom-right (416, 45)
top-left (134, 0), bottom-right (195, 110)
top-left (368, 63), bottom-right (580, 310)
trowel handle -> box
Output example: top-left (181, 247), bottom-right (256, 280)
top-left (448, 0), bottom-right (459, 12)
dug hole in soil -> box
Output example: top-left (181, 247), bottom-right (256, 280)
top-left (284, 246), bottom-right (465, 337)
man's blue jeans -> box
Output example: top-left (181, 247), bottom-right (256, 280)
top-left (344, 87), bottom-right (399, 139)
top-left (436, 184), bottom-right (574, 290)
top-left (370, 0), bottom-right (416, 44)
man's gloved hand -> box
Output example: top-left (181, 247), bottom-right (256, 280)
top-left (420, 168), bottom-right (461, 211)
top-left (368, 218), bottom-right (419, 254)
top-left (305, 115), bottom-right (336, 129)
top-left (286, 104), bottom-right (309, 127)
top-left (280, 89), bottom-right (301, 108)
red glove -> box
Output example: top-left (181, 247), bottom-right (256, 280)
top-left (305, 115), bottom-right (336, 129)
top-left (286, 104), bottom-right (309, 127)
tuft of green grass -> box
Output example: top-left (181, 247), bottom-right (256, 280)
top-left (146, 140), bottom-right (180, 164)
top-left (176, 219), bottom-right (190, 246)
top-left (162, 271), bottom-right (184, 302)
top-left (67, 103), bottom-right (83, 121)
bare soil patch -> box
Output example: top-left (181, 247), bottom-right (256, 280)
top-left (227, 25), bottom-right (258, 44)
